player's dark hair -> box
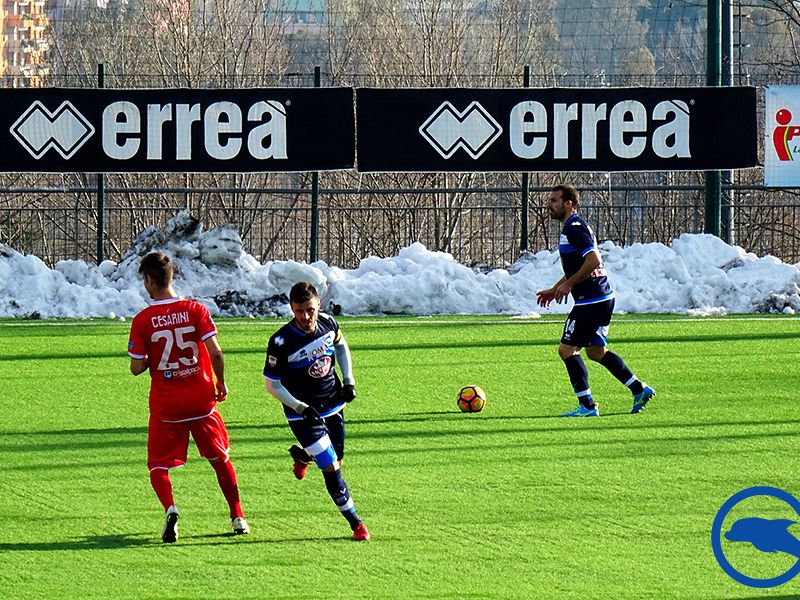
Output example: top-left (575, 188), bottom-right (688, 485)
top-left (553, 184), bottom-right (580, 207)
top-left (139, 252), bottom-right (173, 288)
top-left (290, 282), bottom-right (319, 304)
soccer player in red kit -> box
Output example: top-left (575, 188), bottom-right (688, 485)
top-left (128, 252), bottom-right (249, 543)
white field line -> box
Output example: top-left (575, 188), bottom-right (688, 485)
top-left (2, 315), bottom-right (799, 328)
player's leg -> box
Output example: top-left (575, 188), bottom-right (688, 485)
top-left (147, 417), bottom-right (188, 543)
top-left (192, 411), bottom-right (248, 533)
top-left (583, 299), bottom-right (655, 413)
top-left (558, 309), bottom-right (597, 416)
top-left (289, 415), bottom-right (369, 540)
top-left (288, 444), bottom-right (314, 480)
top-left (149, 468), bottom-right (174, 511)
top-left (324, 411), bottom-right (346, 466)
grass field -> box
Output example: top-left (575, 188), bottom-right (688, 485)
top-left (1, 314), bottom-right (800, 599)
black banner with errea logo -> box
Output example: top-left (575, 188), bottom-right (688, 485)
top-left (1, 88), bottom-right (355, 172)
top-left (355, 87), bottom-right (758, 173)
top-left (0, 86), bottom-right (757, 173)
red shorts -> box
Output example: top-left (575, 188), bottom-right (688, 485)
top-left (147, 409), bottom-right (230, 471)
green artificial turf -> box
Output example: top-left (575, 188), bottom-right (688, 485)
top-left (1, 315), bottom-right (799, 599)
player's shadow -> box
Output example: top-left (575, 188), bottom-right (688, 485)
top-left (0, 534), bottom-right (156, 551)
top-left (0, 532), bottom-right (306, 551)
top-left (191, 532), bottom-right (346, 544)
top-left (361, 411), bottom-right (555, 423)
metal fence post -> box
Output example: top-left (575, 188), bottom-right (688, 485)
top-left (96, 63), bottom-right (106, 264)
top-left (704, 0), bottom-right (722, 237)
top-left (309, 66), bottom-right (321, 263)
top-left (721, 0), bottom-right (735, 244)
top-left (520, 65), bottom-right (530, 253)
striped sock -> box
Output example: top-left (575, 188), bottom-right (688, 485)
top-left (323, 469), bottom-right (362, 529)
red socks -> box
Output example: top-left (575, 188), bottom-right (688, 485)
top-left (150, 461), bottom-right (244, 520)
top-left (210, 459), bottom-right (244, 519)
top-left (149, 468), bottom-right (175, 511)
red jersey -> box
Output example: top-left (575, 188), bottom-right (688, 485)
top-left (128, 297), bottom-right (219, 421)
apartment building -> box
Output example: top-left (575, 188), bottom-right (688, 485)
top-left (3, 0), bottom-right (49, 87)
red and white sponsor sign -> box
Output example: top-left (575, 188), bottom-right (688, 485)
top-left (765, 86), bottom-right (800, 187)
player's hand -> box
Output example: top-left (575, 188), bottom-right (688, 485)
top-left (554, 281), bottom-right (573, 303)
top-left (301, 405), bottom-right (322, 423)
top-left (215, 382), bottom-right (228, 402)
top-left (341, 384), bottom-right (356, 403)
top-left (536, 289), bottom-right (555, 307)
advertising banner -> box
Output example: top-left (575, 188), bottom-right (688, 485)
top-left (356, 87), bottom-right (758, 173)
top-left (765, 85), bottom-right (800, 187)
top-left (0, 88), bottom-right (355, 172)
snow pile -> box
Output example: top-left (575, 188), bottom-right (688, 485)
top-left (1, 210), bottom-right (799, 318)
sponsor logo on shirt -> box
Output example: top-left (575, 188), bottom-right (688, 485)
top-left (308, 356), bottom-right (332, 378)
top-left (267, 355), bottom-right (277, 367)
top-left (289, 332), bottom-right (335, 365)
top-left (163, 365), bottom-right (201, 380)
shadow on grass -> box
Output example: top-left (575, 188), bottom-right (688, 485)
top-left (1, 422), bottom-right (285, 438)
top-left (191, 532), bottom-right (349, 544)
top-left (0, 532), bottom-right (352, 552)
top-left (0, 534), bottom-right (157, 551)
top-left (350, 413), bottom-right (800, 434)
top-left (7, 413), bottom-right (800, 445)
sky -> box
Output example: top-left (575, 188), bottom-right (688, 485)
top-left (1, 210), bottom-right (799, 319)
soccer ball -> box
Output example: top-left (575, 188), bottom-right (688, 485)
top-left (457, 385), bottom-right (486, 413)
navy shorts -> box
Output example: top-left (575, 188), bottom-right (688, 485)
top-left (560, 298), bottom-right (614, 348)
top-left (288, 410), bottom-right (346, 460)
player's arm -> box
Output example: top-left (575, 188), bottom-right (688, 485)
top-left (334, 332), bottom-right (356, 402)
top-left (554, 250), bottom-right (601, 302)
top-left (263, 377), bottom-right (320, 421)
top-left (204, 335), bottom-right (227, 401)
top-left (263, 339), bottom-right (320, 420)
top-left (264, 377), bottom-right (306, 413)
top-left (130, 357), bottom-right (148, 376)
top-left (128, 317), bottom-right (148, 375)
top-left (333, 332), bottom-right (354, 386)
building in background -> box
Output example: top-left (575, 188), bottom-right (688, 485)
top-left (2, 0), bottom-right (49, 87)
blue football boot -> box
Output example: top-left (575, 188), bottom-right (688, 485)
top-left (631, 385), bottom-right (655, 414)
top-left (561, 404), bottom-right (599, 417)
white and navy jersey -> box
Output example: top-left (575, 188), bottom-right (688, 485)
top-left (559, 213), bottom-right (614, 305)
top-left (263, 313), bottom-right (345, 420)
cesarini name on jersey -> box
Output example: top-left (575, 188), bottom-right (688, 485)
top-left (508, 99), bottom-right (691, 160)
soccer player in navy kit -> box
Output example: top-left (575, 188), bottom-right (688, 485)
top-left (536, 184), bottom-right (655, 417)
top-left (263, 282), bottom-right (370, 541)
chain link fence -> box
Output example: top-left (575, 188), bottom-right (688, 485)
top-left (1, 177), bottom-right (796, 268)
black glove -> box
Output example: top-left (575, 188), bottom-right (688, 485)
top-left (341, 384), bottom-right (356, 403)
top-left (301, 405), bottom-right (322, 423)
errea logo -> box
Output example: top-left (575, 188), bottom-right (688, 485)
top-left (419, 101), bottom-right (503, 159)
top-left (11, 101), bottom-right (95, 159)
